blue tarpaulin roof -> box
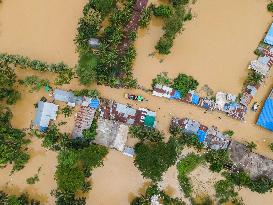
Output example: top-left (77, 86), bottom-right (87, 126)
top-left (170, 90), bottom-right (181, 99)
top-left (192, 94), bottom-right (200, 105)
top-left (90, 99), bottom-right (100, 109)
top-left (257, 97), bottom-right (273, 132)
top-left (197, 130), bottom-right (207, 142)
top-left (264, 24), bottom-right (273, 46)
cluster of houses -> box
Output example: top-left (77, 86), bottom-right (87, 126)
top-left (171, 116), bottom-right (273, 180)
top-left (171, 117), bottom-right (231, 150)
top-left (153, 84), bottom-right (247, 121)
top-left (33, 89), bottom-right (157, 157)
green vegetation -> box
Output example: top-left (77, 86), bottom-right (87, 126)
top-left (155, 1), bottom-right (192, 54)
top-left (224, 171), bottom-right (273, 194)
top-left (204, 149), bottom-right (231, 173)
top-left (131, 184), bottom-right (186, 205)
top-left (214, 180), bottom-right (243, 205)
top-left (75, 0), bottom-right (142, 88)
top-left (73, 88), bottom-right (100, 98)
top-left (0, 191), bottom-right (40, 205)
top-left (61, 106), bottom-right (74, 118)
top-left (172, 73), bottom-right (199, 97)
top-left (191, 195), bottom-right (214, 205)
top-left (129, 125), bottom-right (164, 143)
top-left (153, 5), bottom-right (173, 18)
top-left (76, 52), bottom-right (97, 85)
top-left (134, 137), bottom-right (178, 181)
top-left (244, 70), bottom-right (263, 86)
top-left (269, 143), bottom-right (273, 152)
top-left (55, 145), bottom-right (108, 193)
top-left (0, 53), bottom-right (74, 86)
top-left (245, 141), bottom-right (257, 152)
top-left (0, 62), bottom-right (21, 105)
top-left (19, 75), bottom-right (49, 92)
top-left (170, 127), bottom-right (204, 150)
top-left (267, 2), bottom-right (273, 12)
top-left (223, 130), bottom-right (234, 136)
top-left (139, 5), bottom-right (153, 28)
top-left (0, 106), bottom-right (30, 173)
top-left (151, 72), bottom-right (172, 87)
top-left (83, 118), bottom-right (98, 141)
top-left (177, 153), bottom-right (204, 198)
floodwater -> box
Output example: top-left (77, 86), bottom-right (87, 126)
top-left (0, 0), bottom-right (273, 204)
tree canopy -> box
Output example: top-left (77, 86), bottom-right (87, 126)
top-left (172, 73), bottom-right (199, 97)
top-left (0, 106), bottom-right (30, 172)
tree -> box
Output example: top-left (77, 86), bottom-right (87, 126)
top-left (245, 70), bottom-right (263, 86)
top-left (82, 118), bottom-right (98, 142)
top-left (171, 0), bottom-right (190, 6)
top-left (0, 62), bottom-right (21, 104)
top-left (139, 6), bottom-right (152, 28)
top-left (155, 36), bottom-right (174, 54)
top-left (268, 2), bottom-right (273, 12)
top-left (52, 189), bottom-right (86, 205)
top-left (223, 130), bottom-right (234, 137)
top-left (269, 143), bottom-right (273, 152)
top-left (151, 72), bottom-right (172, 88)
top-left (153, 5), bottom-right (173, 18)
top-left (129, 126), bottom-right (164, 143)
top-left (0, 106), bottom-right (30, 172)
top-left (214, 180), bottom-right (241, 204)
top-left (172, 73), bottom-right (199, 97)
top-left (76, 52), bottom-right (97, 85)
top-left (73, 89), bottom-right (100, 98)
top-left (134, 138), bottom-right (178, 181)
top-left (204, 149), bottom-right (231, 172)
top-left (89, 0), bottom-right (116, 16)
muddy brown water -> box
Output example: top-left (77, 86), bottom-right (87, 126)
top-left (0, 0), bottom-right (273, 204)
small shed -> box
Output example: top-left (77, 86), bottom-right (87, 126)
top-left (54, 89), bottom-right (82, 106)
top-left (33, 101), bottom-right (58, 132)
top-left (256, 89), bottom-right (273, 132)
top-left (122, 147), bottom-right (135, 157)
top-left (88, 38), bottom-right (100, 49)
top-left (264, 23), bottom-right (273, 46)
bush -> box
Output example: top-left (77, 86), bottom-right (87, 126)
top-left (0, 62), bottom-right (20, 104)
top-left (177, 153), bottom-right (204, 197)
top-left (19, 75), bottom-right (49, 92)
top-left (0, 191), bottom-right (41, 205)
top-left (155, 36), bottom-right (174, 54)
top-left (134, 138), bottom-right (178, 181)
top-left (172, 73), bottom-right (199, 97)
top-left (268, 3), bottom-right (273, 12)
top-left (73, 89), bottom-right (100, 98)
top-left (83, 118), bottom-right (98, 142)
top-left (223, 130), bottom-right (234, 136)
top-left (151, 72), bottom-right (172, 88)
top-left (171, 0), bottom-right (190, 6)
top-left (153, 5), bottom-right (173, 18)
top-left (61, 106), bottom-right (74, 117)
top-left (269, 143), bottom-right (273, 152)
top-left (245, 141), bottom-right (257, 152)
top-left (129, 126), bottom-right (164, 143)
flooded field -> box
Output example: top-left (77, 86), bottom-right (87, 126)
top-left (0, 0), bottom-right (273, 204)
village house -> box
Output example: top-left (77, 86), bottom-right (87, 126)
top-left (33, 101), bottom-right (58, 132)
top-left (229, 141), bottom-right (273, 179)
top-left (256, 88), bottom-right (273, 132)
top-left (94, 118), bottom-right (129, 152)
top-left (99, 99), bottom-right (156, 128)
top-left (171, 117), bottom-right (231, 150)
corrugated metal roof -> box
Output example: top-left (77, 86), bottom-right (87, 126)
top-left (264, 23), bottom-right (273, 46)
top-left (257, 90), bottom-right (273, 132)
top-left (33, 101), bottom-right (58, 129)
